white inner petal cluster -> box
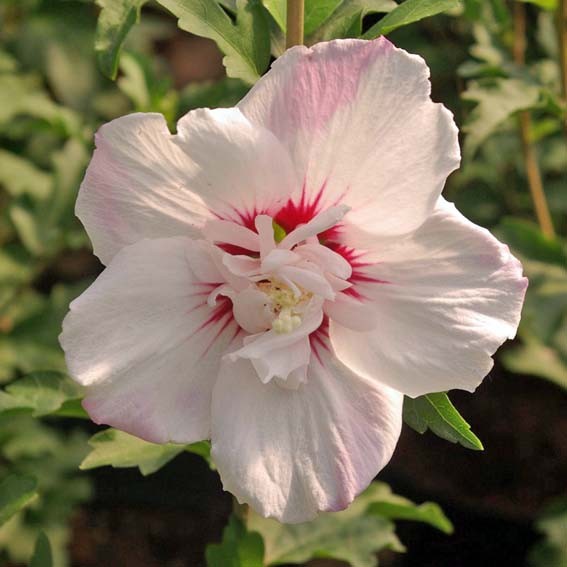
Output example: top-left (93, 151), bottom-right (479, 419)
top-left (204, 206), bottom-right (352, 388)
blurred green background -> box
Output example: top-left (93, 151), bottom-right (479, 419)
top-left (0, 0), bottom-right (565, 566)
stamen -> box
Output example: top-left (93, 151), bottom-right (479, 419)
top-left (272, 308), bottom-right (302, 334)
top-left (256, 279), bottom-right (312, 334)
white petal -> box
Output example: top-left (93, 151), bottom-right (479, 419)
top-left (295, 243), bottom-right (352, 280)
top-left (279, 205), bottom-right (350, 249)
top-left (255, 214), bottom-right (277, 257)
top-left (60, 237), bottom-right (239, 443)
top-left (330, 199), bottom-right (528, 397)
top-left (175, 108), bottom-right (299, 223)
top-left (250, 337), bottom-right (310, 386)
top-left (211, 352), bottom-right (403, 523)
top-left (229, 300), bottom-right (323, 363)
top-left (325, 292), bottom-right (377, 331)
top-left (232, 287), bottom-right (273, 334)
top-left (239, 39), bottom-right (460, 242)
top-left (277, 265), bottom-right (335, 300)
top-left (77, 113), bottom-right (211, 265)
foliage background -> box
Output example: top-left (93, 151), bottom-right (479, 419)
top-left (0, 0), bottom-right (565, 565)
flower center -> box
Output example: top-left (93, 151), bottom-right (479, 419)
top-left (257, 280), bottom-right (313, 334)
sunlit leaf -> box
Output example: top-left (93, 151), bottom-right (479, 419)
top-left (462, 78), bottom-right (542, 157)
top-left (0, 150), bottom-right (51, 199)
top-left (311, 0), bottom-right (396, 41)
top-left (519, 0), bottom-right (558, 10)
top-left (156, 0), bottom-right (270, 84)
top-left (80, 429), bottom-right (197, 475)
top-left (0, 371), bottom-right (84, 417)
top-left (363, 0), bottom-right (461, 38)
top-left (206, 516), bottom-right (265, 567)
top-left (95, 0), bottom-right (148, 79)
top-left (403, 392), bottom-right (484, 450)
top-left (0, 474), bottom-right (38, 526)
top-left (249, 483), bottom-right (407, 567)
top-left (366, 483), bottom-right (453, 534)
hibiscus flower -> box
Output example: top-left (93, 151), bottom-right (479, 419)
top-left (60, 38), bottom-right (527, 523)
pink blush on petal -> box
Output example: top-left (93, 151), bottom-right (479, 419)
top-left (273, 38), bottom-right (394, 136)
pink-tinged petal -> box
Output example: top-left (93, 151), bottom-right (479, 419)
top-left (79, 109), bottom-right (300, 266)
top-left (175, 108), bottom-right (299, 224)
top-left (60, 237), bottom-right (239, 444)
top-left (211, 350), bottom-right (403, 523)
top-left (202, 220), bottom-right (261, 252)
top-left (239, 39), bottom-right (460, 242)
top-left (77, 113), bottom-right (211, 265)
top-left (330, 199), bottom-right (528, 397)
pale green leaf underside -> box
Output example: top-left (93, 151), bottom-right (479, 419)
top-left (80, 429), bottom-right (212, 475)
top-left (250, 482), bottom-right (452, 567)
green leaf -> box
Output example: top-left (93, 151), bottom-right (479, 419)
top-left (206, 516), bottom-right (265, 567)
top-left (0, 67), bottom-right (82, 137)
top-left (263, 0), bottom-right (345, 35)
top-left (0, 246), bottom-right (33, 287)
top-left (9, 202), bottom-right (45, 256)
top-left (261, 0), bottom-right (286, 30)
top-left (0, 474), bottom-right (38, 526)
top-left (0, 371), bottom-right (84, 417)
top-left (95, 0), bottom-right (148, 79)
top-left (0, 150), bottom-right (51, 199)
top-left (503, 336), bottom-right (567, 390)
top-left (311, 0), bottom-right (396, 41)
top-left (363, 0), bottom-right (461, 38)
top-left (462, 78), bottom-right (542, 157)
top-left (249, 483), bottom-right (405, 567)
top-left (156, 0), bottom-right (270, 84)
top-left (519, 0), bottom-right (558, 10)
top-left (179, 77), bottom-right (250, 112)
top-left (80, 429), bottom-right (186, 476)
top-left (30, 532), bottom-right (53, 567)
top-left (529, 499), bottom-right (567, 567)
top-left (304, 0), bottom-right (343, 35)
top-left (403, 392), bottom-right (484, 450)
top-left (117, 51), bottom-right (178, 123)
top-left (185, 440), bottom-right (214, 467)
top-left (497, 218), bottom-right (567, 268)
top-left (365, 483), bottom-right (453, 534)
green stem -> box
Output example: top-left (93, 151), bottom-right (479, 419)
top-left (513, 1), bottom-right (556, 238)
top-left (559, 0), bottom-right (567, 131)
top-left (286, 0), bottom-right (305, 48)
